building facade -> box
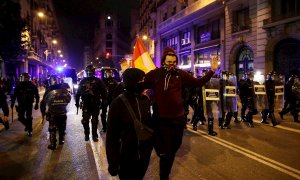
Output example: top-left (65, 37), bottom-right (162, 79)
top-left (4, 0), bottom-right (65, 81)
top-left (139, 0), bottom-right (300, 79)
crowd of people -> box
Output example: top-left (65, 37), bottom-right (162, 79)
top-left (0, 46), bottom-right (299, 180)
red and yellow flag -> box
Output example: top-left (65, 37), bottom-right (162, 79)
top-left (132, 37), bottom-right (156, 73)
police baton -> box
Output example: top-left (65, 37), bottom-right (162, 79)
top-left (11, 107), bottom-right (13, 123)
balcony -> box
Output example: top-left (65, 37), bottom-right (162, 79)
top-left (263, 12), bottom-right (300, 29)
top-left (27, 51), bottom-right (42, 62)
top-left (231, 24), bottom-right (251, 34)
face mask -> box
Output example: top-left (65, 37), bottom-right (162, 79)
top-left (163, 64), bottom-right (176, 72)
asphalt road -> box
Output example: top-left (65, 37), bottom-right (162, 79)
top-left (0, 92), bottom-right (299, 180)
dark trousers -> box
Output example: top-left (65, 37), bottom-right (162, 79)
top-left (155, 117), bottom-right (185, 180)
top-left (17, 104), bottom-right (33, 131)
top-left (48, 114), bottom-right (67, 145)
top-left (100, 104), bottom-right (108, 130)
top-left (118, 157), bottom-right (151, 180)
top-left (82, 104), bottom-right (100, 137)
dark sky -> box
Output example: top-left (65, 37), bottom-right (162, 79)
top-left (52, 0), bottom-right (139, 72)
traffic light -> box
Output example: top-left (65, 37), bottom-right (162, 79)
top-left (105, 52), bottom-right (110, 59)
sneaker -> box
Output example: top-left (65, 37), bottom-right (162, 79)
top-left (279, 112), bottom-right (284, 119)
top-left (85, 135), bottom-right (89, 141)
top-left (208, 131), bottom-right (217, 136)
top-left (48, 144), bottom-right (56, 150)
top-left (248, 122), bottom-right (254, 128)
top-left (92, 136), bottom-right (99, 142)
top-left (272, 122), bottom-right (280, 127)
top-left (234, 119), bottom-right (240, 123)
top-left (261, 120), bottom-right (269, 124)
top-left (0, 118), bottom-right (9, 130)
top-left (192, 125), bottom-right (197, 131)
top-left (224, 125), bottom-right (231, 129)
top-left (59, 138), bottom-right (64, 145)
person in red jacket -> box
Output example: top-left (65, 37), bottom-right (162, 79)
top-left (144, 47), bottom-right (219, 180)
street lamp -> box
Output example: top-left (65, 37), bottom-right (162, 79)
top-left (37, 12), bottom-right (45, 18)
top-left (142, 35), bottom-right (148, 40)
top-left (52, 39), bottom-right (58, 45)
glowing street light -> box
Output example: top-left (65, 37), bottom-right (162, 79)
top-left (59, 54), bottom-right (63, 58)
top-left (37, 12), bottom-right (45, 18)
top-left (57, 50), bottom-right (62, 54)
top-left (52, 39), bottom-right (58, 45)
top-left (142, 35), bottom-right (148, 40)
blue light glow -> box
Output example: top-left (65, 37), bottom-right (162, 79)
top-left (56, 66), bottom-right (64, 72)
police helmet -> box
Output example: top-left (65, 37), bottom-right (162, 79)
top-left (221, 71), bottom-right (228, 79)
top-left (104, 69), bottom-right (114, 79)
top-left (244, 72), bottom-right (253, 80)
top-left (267, 72), bottom-right (274, 80)
top-left (85, 65), bottom-right (96, 77)
top-left (20, 73), bottom-right (31, 82)
top-left (48, 75), bottom-right (60, 86)
top-left (202, 69), bottom-right (208, 76)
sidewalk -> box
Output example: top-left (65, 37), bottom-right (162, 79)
top-left (0, 87), bottom-right (45, 132)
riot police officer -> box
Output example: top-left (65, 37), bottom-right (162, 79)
top-left (222, 72), bottom-right (238, 129)
top-left (238, 72), bottom-right (256, 127)
top-left (100, 68), bottom-right (119, 132)
top-left (11, 73), bottom-right (39, 136)
top-left (291, 76), bottom-right (300, 123)
top-left (40, 75), bottom-right (71, 150)
top-left (75, 65), bottom-right (108, 142)
top-left (279, 75), bottom-right (295, 119)
top-left (264, 72), bottom-right (279, 126)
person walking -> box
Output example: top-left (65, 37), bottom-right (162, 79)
top-left (144, 47), bottom-right (219, 180)
top-left (40, 75), bottom-right (71, 150)
top-left (106, 68), bottom-right (154, 180)
top-left (0, 86), bottom-right (9, 130)
top-left (279, 75), bottom-right (295, 119)
top-left (10, 73), bottom-right (39, 136)
top-left (238, 72), bottom-right (256, 127)
top-left (100, 68), bottom-right (119, 133)
top-left (75, 65), bottom-right (108, 142)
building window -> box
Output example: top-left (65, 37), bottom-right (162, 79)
top-left (105, 20), bottom-right (113, 27)
top-left (272, 0), bottom-right (300, 21)
top-left (171, 6), bottom-right (176, 16)
top-left (180, 31), bottom-right (191, 47)
top-left (211, 19), bottom-right (220, 40)
top-left (166, 36), bottom-right (178, 50)
top-left (179, 53), bottom-right (191, 66)
top-left (194, 47), bottom-right (220, 74)
top-left (236, 46), bottom-right (254, 79)
top-left (232, 8), bottom-right (250, 33)
top-left (163, 12), bottom-right (168, 21)
top-left (106, 34), bottom-right (112, 40)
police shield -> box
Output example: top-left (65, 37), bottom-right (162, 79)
top-left (253, 75), bottom-right (268, 111)
top-left (223, 74), bottom-right (238, 113)
top-left (203, 78), bottom-right (220, 119)
top-left (274, 74), bottom-right (285, 111)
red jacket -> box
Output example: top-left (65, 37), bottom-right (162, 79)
top-left (144, 68), bottom-right (214, 118)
